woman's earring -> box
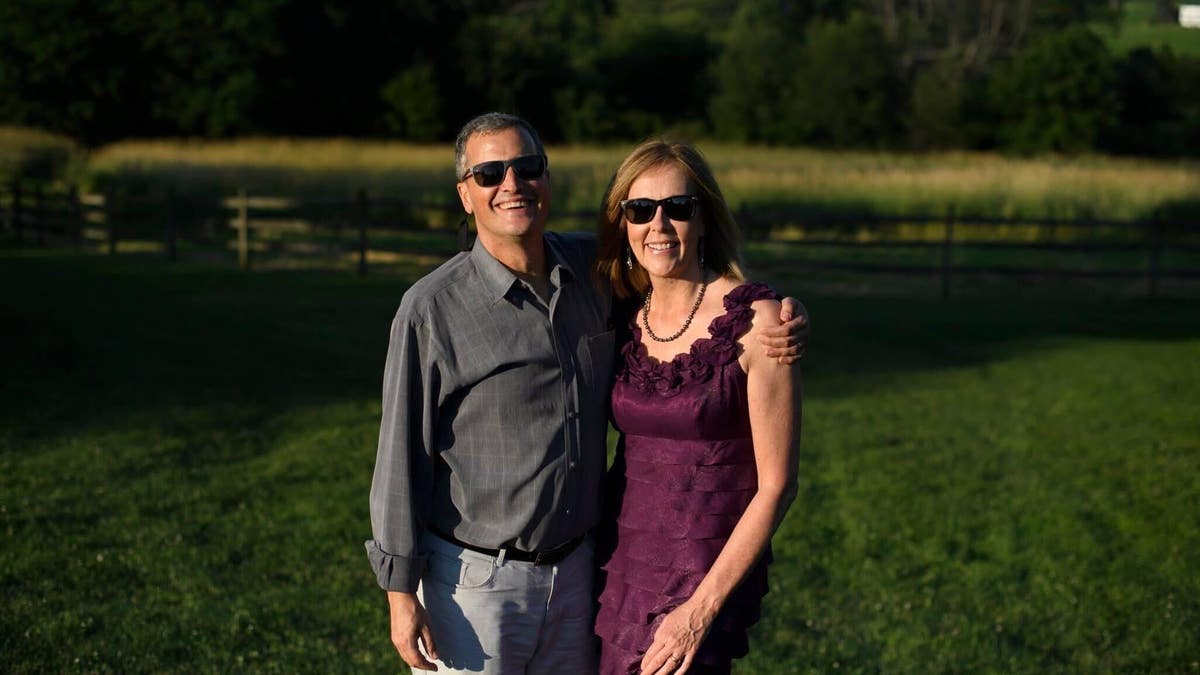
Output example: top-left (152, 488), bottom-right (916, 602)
top-left (625, 247), bottom-right (633, 270)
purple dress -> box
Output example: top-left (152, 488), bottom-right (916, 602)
top-left (594, 283), bottom-right (778, 675)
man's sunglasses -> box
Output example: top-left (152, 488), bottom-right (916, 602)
top-left (460, 154), bottom-right (548, 187)
top-left (619, 195), bottom-right (700, 225)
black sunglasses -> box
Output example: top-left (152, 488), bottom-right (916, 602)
top-left (460, 154), bottom-right (548, 187)
top-left (619, 195), bottom-right (699, 225)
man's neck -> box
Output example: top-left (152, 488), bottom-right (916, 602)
top-left (479, 232), bottom-right (549, 294)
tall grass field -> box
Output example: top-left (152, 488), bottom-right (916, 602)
top-left (2, 248), bottom-right (1197, 673)
top-left (4, 127), bottom-right (1199, 222)
top-left (80, 139), bottom-right (1200, 221)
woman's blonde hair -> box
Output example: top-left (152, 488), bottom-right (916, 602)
top-left (596, 138), bottom-right (744, 299)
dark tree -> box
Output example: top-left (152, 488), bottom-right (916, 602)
top-left (990, 26), bottom-right (1119, 153)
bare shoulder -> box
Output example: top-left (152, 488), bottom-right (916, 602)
top-left (732, 280), bottom-right (782, 349)
top-left (742, 279), bottom-right (783, 335)
top-left (749, 297), bottom-right (783, 331)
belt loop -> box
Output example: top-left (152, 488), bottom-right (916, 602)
top-left (496, 547), bottom-right (507, 567)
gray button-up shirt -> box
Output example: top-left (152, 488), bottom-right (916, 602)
top-left (366, 232), bottom-right (614, 592)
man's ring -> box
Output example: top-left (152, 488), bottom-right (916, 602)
top-left (669, 655), bottom-right (681, 662)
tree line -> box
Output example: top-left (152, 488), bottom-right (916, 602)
top-left (1, 0), bottom-right (1197, 156)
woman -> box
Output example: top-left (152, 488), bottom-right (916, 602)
top-left (593, 139), bottom-right (802, 675)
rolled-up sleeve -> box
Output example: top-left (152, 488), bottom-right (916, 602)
top-left (364, 298), bottom-right (439, 592)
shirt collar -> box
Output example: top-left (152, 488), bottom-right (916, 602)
top-left (544, 233), bottom-right (576, 286)
top-left (469, 235), bottom-right (573, 304)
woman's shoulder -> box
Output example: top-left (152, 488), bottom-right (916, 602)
top-left (734, 281), bottom-right (789, 372)
top-left (721, 279), bottom-right (780, 323)
top-left (705, 277), bottom-right (780, 342)
top-left (742, 282), bottom-right (783, 335)
top-left (722, 279), bottom-right (779, 307)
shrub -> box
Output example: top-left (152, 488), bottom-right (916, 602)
top-left (990, 26), bottom-right (1120, 153)
top-left (784, 13), bottom-right (904, 147)
top-left (709, 0), bottom-right (801, 143)
top-left (380, 63), bottom-right (443, 142)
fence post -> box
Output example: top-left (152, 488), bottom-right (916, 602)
top-left (68, 185), bottom-right (83, 249)
top-left (941, 206), bottom-right (955, 300)
top-left (237, 188), bottom-right (250, 270)
top-left (165, 186), bottom-right (177, 261)
top-left (356, 189), bottom-right (369, 277)
top-left (12, 181), bottom-right (23, 242)
top-left (104, 186), bottom-right (118, 255)
top-left (1146, 218), bottom-right (1163, 298)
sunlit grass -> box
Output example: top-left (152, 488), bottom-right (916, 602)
top-left (0, 126), bottom-right (80, 182)
top-left (87, 137), bottom-right (455, 204)
top-left (1094, 0), bottom-right (1200, 57)
top-left (703, 147), bottom-right (1200, 220)
top-left (83, 139), bottom-right (1200, 222)
top-left (5, 127), bottom-right (1198, 222)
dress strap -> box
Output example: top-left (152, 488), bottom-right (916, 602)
top-left (708, 282), bottom-right (778, 342)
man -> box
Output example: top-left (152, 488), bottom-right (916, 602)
top-left (366, 112), bottom-right (806, 674)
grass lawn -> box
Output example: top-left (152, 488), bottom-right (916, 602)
top-left (2, 247), bottom-right (1198, 673)
top-left (1095, 0), bottom-right (1200, 57)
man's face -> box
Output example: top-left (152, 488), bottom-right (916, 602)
top-left (456, 127), bottom-right (551, 246)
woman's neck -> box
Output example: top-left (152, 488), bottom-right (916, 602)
top-left (647, 270), bottom-right (708, 314)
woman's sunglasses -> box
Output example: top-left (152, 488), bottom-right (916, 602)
top-left (619, 195), bottom-right (699, 225)
top-left (460, 154), bottom-right (548, 187)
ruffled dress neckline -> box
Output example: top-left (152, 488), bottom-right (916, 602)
top-left (618, 282), bottom-right (775, 398)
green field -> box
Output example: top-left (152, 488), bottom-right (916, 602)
top-left (76, 141), bottom-right (1200, 221)
top-left (1096, 0), bottom-right (1200, 57)
top-left (2, 246), bottom-right (1197, 673)
top-left (4, 127), bottom-right (1200, 223)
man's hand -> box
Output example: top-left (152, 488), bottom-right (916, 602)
top-left (758, 297), bottom-right (809, 364)
top-left (387, 591), bottom-right (439, 671)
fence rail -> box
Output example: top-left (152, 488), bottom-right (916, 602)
top-left (3, 180), bottom-right (1198, 297)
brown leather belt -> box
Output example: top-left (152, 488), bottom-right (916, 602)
top-left (431, 528), bottom-right (585, 566)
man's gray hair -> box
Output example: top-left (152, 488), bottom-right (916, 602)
top-left (454, 112), bottom-right (546, 180)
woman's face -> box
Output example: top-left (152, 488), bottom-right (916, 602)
top-left (624, 164), bottom-right (703, 282)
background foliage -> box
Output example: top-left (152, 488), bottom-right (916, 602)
top-left (2, 0), bottom-right (1198, 155)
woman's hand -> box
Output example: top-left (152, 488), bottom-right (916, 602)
top-left (639, 599), bottom-right (718, 674)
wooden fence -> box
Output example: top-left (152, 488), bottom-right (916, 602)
top-left (0, 181), bottom-right (470, 273)
top-left (735, 207), bottom-right (1200, 298)
top-left (3, 180), bottom-right (1198, 297)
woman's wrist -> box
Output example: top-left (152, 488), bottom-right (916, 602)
top-left (683, 593), bottom-right (722, 628)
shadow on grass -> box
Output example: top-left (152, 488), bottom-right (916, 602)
top-left (0, 251), bottom-right (410, 448)
top-left (3, 248), bottom-right (1199, 443)
top-left (3, 248), bottom-right (1199, 672)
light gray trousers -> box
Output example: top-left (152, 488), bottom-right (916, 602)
top-left (417, 532), bottom-right (598, 674)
